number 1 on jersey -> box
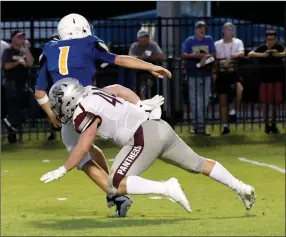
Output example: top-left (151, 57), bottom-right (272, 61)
top-left (59, 46), bottom-right (70, 75)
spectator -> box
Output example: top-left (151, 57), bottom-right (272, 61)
top-left (248, 29), bottom-right (286, 134)
top-left (1, 40), bottom-right (10, 67)
top-left (2, 30), bottom-right (35, 143)
top-left (214, 22), bottom-right (245, 135)
top-left (1, 40), bottom-right (10, 121)
top-left (129, 30), bottom-right (164, 99)
top-left (182, 21), bottom-right (216, 136)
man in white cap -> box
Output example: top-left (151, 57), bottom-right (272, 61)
top-left (129, 30), bottom-right (164, 99)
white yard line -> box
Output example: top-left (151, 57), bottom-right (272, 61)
top-left (238, 157), bottom-right (285, 174)
top-left (56, 197), bottom-right (67, 201)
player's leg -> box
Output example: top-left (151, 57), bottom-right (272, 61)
top-left (81, 159), bottom-right (109, 193)
top-left (107, 121), bottom-right (191, 212)
top-left (61, 122), bottom-right (133, 216)
top-left (88, 144), bottom-right (109, 174)
top-left (160, 119), bottom-right (256, 210)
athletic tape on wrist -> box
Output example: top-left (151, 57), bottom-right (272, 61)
top-left (37, 94), bottom-right (49, 105)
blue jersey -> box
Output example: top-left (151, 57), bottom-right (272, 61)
top-left (36, 36), bottom-right (117, 91)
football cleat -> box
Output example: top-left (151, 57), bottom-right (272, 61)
top-left (106, 195), bottom-right (133, 217)
top-left (237, 182), bottom-right (256, 210)
top-left (164, 177), bottom-right (191, 212)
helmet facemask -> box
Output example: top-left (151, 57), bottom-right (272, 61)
top-left (49, 78), bottom-right (85, 124)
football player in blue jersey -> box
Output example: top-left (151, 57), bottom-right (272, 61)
top-left (35, 13), bottom-right (171, 217)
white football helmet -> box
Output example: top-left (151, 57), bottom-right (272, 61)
top-left (49, 78), bottom-right (85, 124)
top-left (57, 13), bottom-right (92, 40)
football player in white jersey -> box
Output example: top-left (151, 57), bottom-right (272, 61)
top-left (41, 78), bottom-right (256, 213)
top-left (35, 13), bottom-right (172, 217)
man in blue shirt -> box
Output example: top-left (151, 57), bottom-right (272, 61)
top-left (35, 13), bottom-right (171, 217)
top-left (182, 21), bottom-right (216, 135)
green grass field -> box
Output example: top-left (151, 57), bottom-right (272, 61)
top-left (1, 125), bottom-right (285, 236)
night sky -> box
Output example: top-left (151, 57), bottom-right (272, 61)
top-left (1, 1), bottom-right (156, 20)
top-left (1, 1), bottom-right (285, 27)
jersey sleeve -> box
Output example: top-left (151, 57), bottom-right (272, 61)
top-left (35, 44), bottom-right (54, 91)
top-left (73, 97), bottom-right (102, 134)
top-left (35, 55), bottom-right (49, 91)
top-left (91, 37), bottom-right (117, 64)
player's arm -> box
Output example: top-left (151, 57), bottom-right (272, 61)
top-left (114, 56), bottom-right (171, 79)
top-left (103, 84), bottom-right (164, 110)
top-left (35, 55), bottom-right (61, 128)
top-left (94, 41), bottom-right (172, 79)
top-left (64, 118), bottom-right (101, 171)
top-left (103, 84), bottom-right (140, 104)
top-left (40, 118), bottom-right (101, 183)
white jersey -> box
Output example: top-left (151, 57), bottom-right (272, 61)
top-left (72, 86), bottom-right (149, 147)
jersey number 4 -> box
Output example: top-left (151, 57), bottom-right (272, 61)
top-left (58, 46), bottom-right (70, 75)
top-left (92, 89), bottom-right (122, 107)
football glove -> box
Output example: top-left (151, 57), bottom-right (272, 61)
top-left (137, 95), bottom-right (164, 109)
top-left (40, 166), bottom-right (67, 183)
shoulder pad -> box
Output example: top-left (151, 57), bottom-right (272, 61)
top-left (51, 36), bottom-right (60, 42)
top-left (39, 53), bottom-right (46, 67)
top-left (73, 102), bottom-right (101, 134)
top-left (95, 40), bottom-right (109, 52)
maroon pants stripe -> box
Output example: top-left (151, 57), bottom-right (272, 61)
top-left (112, 126), bottom-right (144, 188)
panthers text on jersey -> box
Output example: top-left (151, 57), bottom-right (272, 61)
top-left (73, 86), bottom-right (149, 147)
top-left (35, 35), bottom-right (116, 91)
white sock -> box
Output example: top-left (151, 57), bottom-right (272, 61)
top-left (209, 162), bottom-right (241, 193)
top-left (126, 176), bottom-right (166, 195)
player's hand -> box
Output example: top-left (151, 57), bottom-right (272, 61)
top-left (48, 113), bottom-right (62, 129)
top-left (40, 166), bottom-right (67, 183)
top-left (149, 107), bottom-right (162, 120)
top-left (137, 95), bottom-right (164, 112)
top-left (150, 65), bottom-right (172, 79)
top-left (142, 95), bottom-right (165, 107)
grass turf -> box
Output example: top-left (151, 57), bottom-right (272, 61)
top-left (1, 124), bottom-right (285, 236)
